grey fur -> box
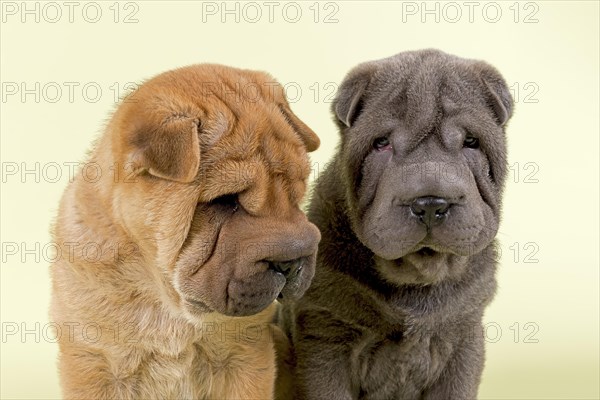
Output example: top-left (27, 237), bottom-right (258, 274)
top-left (282, 49), bottom-right (513, 400)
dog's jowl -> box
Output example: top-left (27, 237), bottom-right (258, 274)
top-left (50, 64), bottom-right (320, 399)
top-left (281, 49), bottom-right (513, 400)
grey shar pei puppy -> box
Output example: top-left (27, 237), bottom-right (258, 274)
top-left (281, 49), bottom-right (513, 399)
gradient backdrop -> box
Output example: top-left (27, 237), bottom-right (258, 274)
top-left (1, 1), bottom-right (598, 399)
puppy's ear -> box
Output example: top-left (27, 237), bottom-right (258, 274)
top-left (333, 63), bottom-right (378, 128)
top-left (278, 104), bottom-right (320, 152)
top-left (129, 115), bottom-right (201, 183)
top-left (476, 63), bottom-right (514, 126)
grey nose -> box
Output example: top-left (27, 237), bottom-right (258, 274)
top-left (410, 196), bottom-right (450, 227)
top-left (268, 257), bottom-right (306, 277)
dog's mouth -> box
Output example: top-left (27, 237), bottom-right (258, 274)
top-left (410, 243), bottom-right (448, 258)
top-left (415, 246), bottom-right (437, 257)
top-left (390, 245), bottom-right (446, 265)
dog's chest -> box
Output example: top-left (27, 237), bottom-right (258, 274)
top-left (359, 330), bottom-right (455, 399)
top-left (106, 345), bottom-right (190, 399)
top-left (123, 342), bottom-right (249, 399)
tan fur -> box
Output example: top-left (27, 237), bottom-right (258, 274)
top-left (50, 64), bottom-right (320, 399)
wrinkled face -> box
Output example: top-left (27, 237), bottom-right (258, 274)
top-left (176, 120), bottom-right (321, 317)
top-left (112, 65), bottom-right (321, 317)
top-left (336, 51), bottom-right (512, 285)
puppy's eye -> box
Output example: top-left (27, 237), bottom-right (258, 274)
top-left (210, 194), bottom-right (239, 213)
top-left (463, 135), bottom-right (479, 149)
top-left (373, 137), bottom-right (391, 151)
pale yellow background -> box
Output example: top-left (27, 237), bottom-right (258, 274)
top-left (1, 1), bottom-right (598, 399)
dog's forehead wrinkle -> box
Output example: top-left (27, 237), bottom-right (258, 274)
top-left (259, 134), bottom-right (308, 179)
top-left (204, 82), bottom-right (244, 122)
top-left (399, 111), bottom-right (443, 156)
top-left (199, 110), bottom-right (231, 150)
top-left (402, 84), bottom-right (441, 133)
top-left (372, 56), bottom-right (488, 133)
top-left (212, 68), bottom-right (254, 105)
top-left (368, 87), bottom-right (408, 123)
top-left (441, 94), bottom-right (463, 116)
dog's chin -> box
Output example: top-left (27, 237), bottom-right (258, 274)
top-left (374, 246), bottom-right (470, 286)
top-left (183, 295), bottom-right (278, 318)
top-left (178, 258), bottom-right (315, 318)
top-left (180, 280), bottom-right (306, 319)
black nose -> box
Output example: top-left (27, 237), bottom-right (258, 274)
top-left (410, 196), bottom-right (450, 227)
top-left (269, 257), bottom-right (306, 277)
